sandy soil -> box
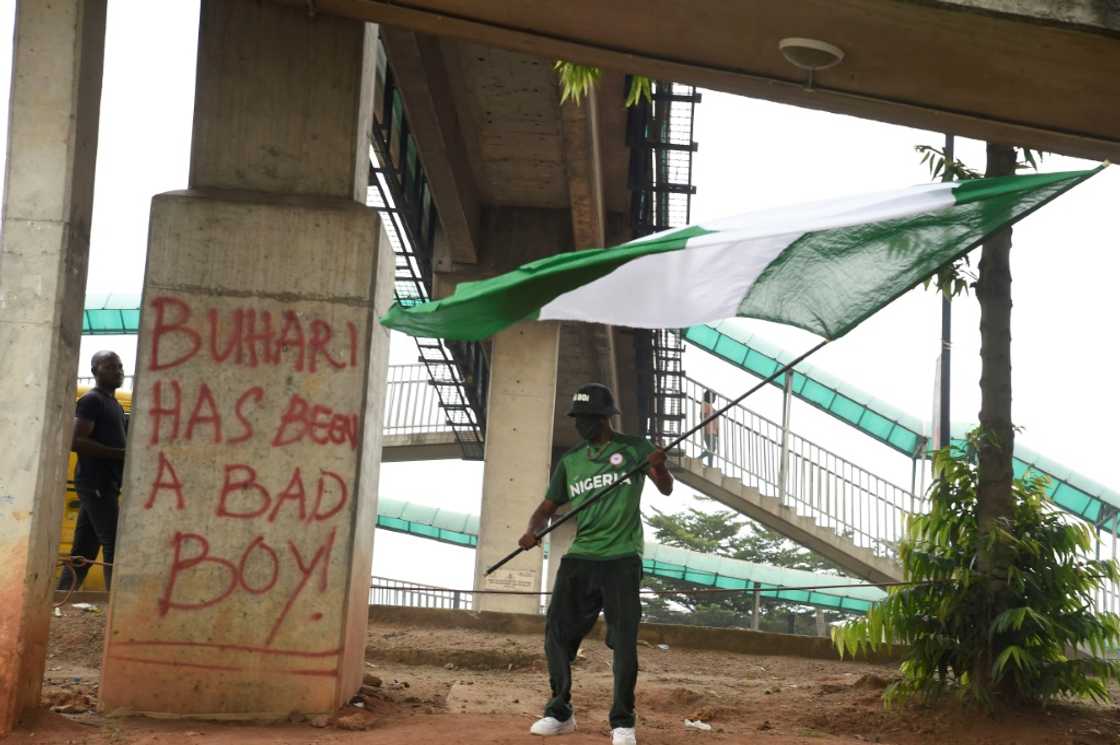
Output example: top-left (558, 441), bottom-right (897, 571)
top-left (15, 602), bottom-right (1120, 745)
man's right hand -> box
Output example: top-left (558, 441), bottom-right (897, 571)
top-left (518, 532), bottom-right (541, 551)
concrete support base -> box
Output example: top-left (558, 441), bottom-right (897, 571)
top-left (100, 191), bottom-right (389, 716)
top-left (0, 0), bottom-right (105, 734)
top-left (474, 322), bottom-right (560, 614)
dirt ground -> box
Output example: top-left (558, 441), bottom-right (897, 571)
top-left (14, 601), bottom-right (1120, 745)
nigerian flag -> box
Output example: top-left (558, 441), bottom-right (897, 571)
top-left (381, 168), bottom-right (1101, 341)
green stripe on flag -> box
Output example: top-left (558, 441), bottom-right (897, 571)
top-left (380, 225), bottom-right (711, 340)
top-left (737, 168), bottom-right (1098, 339)
top-left (950, 168), bottom-right (1095, 206)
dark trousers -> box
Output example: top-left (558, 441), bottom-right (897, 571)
top-left (544, 555), bottom-right (642, 729)
top-left (59, 487), bottom-right (118, 591)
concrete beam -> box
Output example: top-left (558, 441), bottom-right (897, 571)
top-left (381, 28), bottom-right (480, 265)
top-left (0, 1), bottom-right (105, 734)
top-left (381, 432), bottom-right (463, 462)
top-left (293, 0), bottom-right (1120, 161)
top-left (930, 0), bottom-right (1120, 33)
top-left (432, 206), bottom-right (573, 299)
top-left (191, 1), bottom-right (374, 199)
top-left (559, 94), bottom-right (605, 251)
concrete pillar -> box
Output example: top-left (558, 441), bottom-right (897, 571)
top-left (0, 1), bottom-right (105, 733)
top-left (474, 322), bottom-right (560, 614)
top-left (99, 0), bottom-right (390, 717)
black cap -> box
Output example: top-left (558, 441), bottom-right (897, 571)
top-left (567, 383), bottom-right (620, 417)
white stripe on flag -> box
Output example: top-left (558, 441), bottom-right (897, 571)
top-left (540, 182), bottom-right (958, 329)
top-left (539, 232), bottom-right (800, 328)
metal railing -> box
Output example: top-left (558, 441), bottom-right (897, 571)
top-left (678, 376), bottom-right (923, 560)
top-left (369, 576), bottom-right (473, 610)
top-left (1094, 513), bottom-right (1120, 616)
top-left (383, 364), bottom-right (452, 436)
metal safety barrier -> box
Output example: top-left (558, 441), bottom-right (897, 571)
top-left (369, 576), bottom-right (473, 610)
top-left (677, 376), bottom-right (921, 561)
top-left (383, 363), bottom-right (453, 436)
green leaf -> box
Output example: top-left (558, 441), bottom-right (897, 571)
top-left (625, 75), bottom-right (653, 107)
top-left (832, 431), bottom-right (1120, 709)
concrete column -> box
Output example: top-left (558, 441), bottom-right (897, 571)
top-left (0, 1), bottom-right (105, 734)
top-left (474, 322), bottom-right (560, 614)
top-left (100, 0), bottom-right (389, 717)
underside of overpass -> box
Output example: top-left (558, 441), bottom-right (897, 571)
top-left (286, 0), bottom-right (1120, 162)
top-left (377, 29), bottom-right (661, 452)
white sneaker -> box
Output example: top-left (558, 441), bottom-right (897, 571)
top-left (530, 715), bottom-right (577, 736)
top-left (611, 727), bottom-right (637, 745)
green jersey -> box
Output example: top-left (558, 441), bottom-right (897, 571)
top-left (546, 433), bottom-right (656, 560)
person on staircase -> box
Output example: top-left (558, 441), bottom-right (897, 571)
top-left (700, 389), bottom-right (719, 467)
top-left (520, 383), bottom-right (674, 745)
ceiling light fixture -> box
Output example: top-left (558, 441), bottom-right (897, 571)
top-left (778, 37), bottom-right (845, 91)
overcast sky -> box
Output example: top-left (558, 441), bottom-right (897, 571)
top-left (5, 1), bottom-right (1117, 589)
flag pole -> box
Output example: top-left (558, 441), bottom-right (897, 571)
top-left (484, 338), bottom-right (830, 576)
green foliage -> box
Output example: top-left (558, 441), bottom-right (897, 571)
top-left (554, 61), bottom-right (600, 105)
top-left (921, 255), bottom-right (976, 299)
top-left (915, 144), bottom-right (982, 181)
top-left (625, 75), bottom-right (653, 108)
top-left (915, 143), bottom-right (1047, 300)
top-left (641, 503), bottom-right (848, 633)
top-left (832, 434), bottom-right (1120, 707)
top-left (554, 61), bottom-right (652, 108)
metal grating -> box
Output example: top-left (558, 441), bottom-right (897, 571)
top-left (370, 55), bottom-right (488, 460)
top-left (630, 81), bottom-right (700, 446)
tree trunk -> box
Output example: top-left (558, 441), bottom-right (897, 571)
top-left (974, 142), bottom-right (1018, 693)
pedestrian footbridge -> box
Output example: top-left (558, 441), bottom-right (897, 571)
top-left (373, 497), bottom-right (884, 617)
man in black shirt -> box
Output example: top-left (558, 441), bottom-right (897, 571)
top-left (59, 350), bottom-right (126, 591)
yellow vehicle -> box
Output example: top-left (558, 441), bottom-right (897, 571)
top-left (56, 386), bottom-right (132, 593)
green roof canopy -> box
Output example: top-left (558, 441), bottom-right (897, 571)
top-left (376, 497), bottom-right (480, 548)
top-left (685, 322), bottom-right (1120, 526)
top-left (82, 293), bottom-right (142, 335)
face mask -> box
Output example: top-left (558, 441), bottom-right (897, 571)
top-left (575, 417), bottom-right (604, 442)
